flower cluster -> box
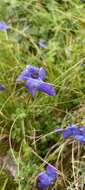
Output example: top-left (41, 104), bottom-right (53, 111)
top-left (55, 124), bottom-right (85, 144)
top-left (16, 65), bottom-right (56, 96)
top-left (37, 164), bottom-right (57, 189)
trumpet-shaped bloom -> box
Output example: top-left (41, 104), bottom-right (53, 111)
top-left (24, 78), bottom-right (56, 96)
top-left (37, 164), bottom-right (57, 189)
top-left (16, 65), bottom-right (56, 97)
top-left (0, 84), bottom-right (5, 91)
top-left (0, 22), bottom-right (8, 31)
top-left (55, 124), bottom-right (85, 144)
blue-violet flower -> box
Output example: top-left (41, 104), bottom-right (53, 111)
top-left (39, 39), bottom-right (45, 49)
top-left (37, 164), bottom-right (57, 189)
top-left (55, 124), bottom-right (85, 144)
top-left (0, 22), bottom-right (8, 31)
top-left (0, 84), bottom-right (5, 91)
top-left (16, 65), bottom-right (56, 97)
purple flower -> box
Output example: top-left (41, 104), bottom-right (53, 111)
top-left (55, 124), bottom-right (85, 144)
top-left (0, 22), bottom-right (8, 31)
top-left (79, 126), bottom-right (85, 134)
top-left (74, 135), bottom-right (85, 144)
top-left (63, 125), bottom-right (85, 140)
top-left (16, 65), bottom-right (56, 97)
top-left (24, 78), bottom-right (56, 96)
top-left (37, 164), bottom-right (57, 189)
top-left (0, 84), bottom-right (5, 91)
top-left (63, 124), bottom-right (80, 139)
top-left (39, 68), bottom-right (46, 80)
top-left (37, 171), bottom-right (51, 189)
top-left (39, 39), bottom-right (45, 49)
top-left (46, 164), bottom-right (57, 179)
top-left (16, 65), bottom-right (46, 81)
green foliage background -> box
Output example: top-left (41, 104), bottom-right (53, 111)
top-left (0, 0), bottom-right (85, 189)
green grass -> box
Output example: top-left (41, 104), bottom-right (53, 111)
top-left (0, 0), bottom-right (85, 189)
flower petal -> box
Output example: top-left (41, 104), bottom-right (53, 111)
top-left (37, 81), bottom-right (56, 96)
top-left (24, 79), bottom-right (35, 96)
top-left (16, 65), bottom-right (46, 81)
top-left (79, 126), bottom-right (85, 135)
top-left (46, 164), bottom-right (57, 179)
top-left (74, 135), bottom-right (85, 144)
top-left (0, 22), bottom-right (8, 31)
top-left (16, 65), bottom-right (39, 81)
top-left (39, 39), bottom-right (45, 49)
top-left (24, 78), bottom-right (56, 96)
top-left (37, 171), bottom-right (51, 189)
top-left (63, 124), bottom-right (80, 139)
top-left (39, 68), bottom-right (46, 80)
top-left (0, 84), bottom-right (5, 91)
